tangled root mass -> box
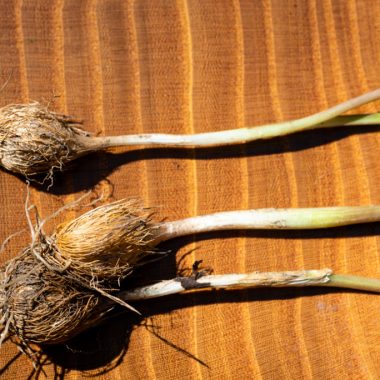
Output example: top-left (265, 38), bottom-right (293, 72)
top-left (0, 103), bottom-right (91, 178)
top-left (0, 199), bottom-right (163, 350)
top-left (53, 199), bottom-right (161, 284)
top-left (0, 249), bottom-right (113, 347)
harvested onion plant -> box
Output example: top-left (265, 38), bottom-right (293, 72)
top-left (2, 200), bottom-right (380, 355)
top-left (0, 89), bottom-right (380, 179)
top-left (41, 200), bottom-right (380, 283)
top-left (2, 251), bottom-right (380, 353)
top-left (119, 268), bottom-right (380, 299)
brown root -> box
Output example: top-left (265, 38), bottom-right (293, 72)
top-left (0, 103), bottom-right (92, 179)
top-left (0, 199), bottom-right (165, 349)
top-left (0, 249), bottom-right (113, 347)
top-left (52, 199), bottom-right (163, 283)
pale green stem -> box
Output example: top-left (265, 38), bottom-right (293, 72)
top-left (83, 88), bottom-right (380, 149)
top-left (324, 274), bottom-right (380, 293)
top-left (89, 113), bottom-right (380, 149)
top-left (316, 114), bottom-right (380, 127)
top-left (118, 269), bottom-right (380, 301)
top-left (156, 206), bottom-right (380, 242)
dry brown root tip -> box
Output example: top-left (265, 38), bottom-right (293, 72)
top-left (191, 260), bottom-right (213, 279)
top-left (0, 102), bottom-right (92, 180)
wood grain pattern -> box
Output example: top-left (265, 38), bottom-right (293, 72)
top-left (1, 0), bottom-right (380, 378)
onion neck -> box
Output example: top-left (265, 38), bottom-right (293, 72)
top-left (81, 112), bottom-right (380, 149)
top-left (154, 206), bottom-right (380, 243)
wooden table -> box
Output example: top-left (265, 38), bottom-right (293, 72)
top-left (1, 1), bottom-right (380, 379)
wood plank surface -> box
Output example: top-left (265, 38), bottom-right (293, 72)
top-left (1, 0), bottom-right (380, 378)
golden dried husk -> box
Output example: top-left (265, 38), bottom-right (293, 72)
top-left (0, 103), bottom-right (90, 177)
top-left (53, 199), bottom-right (162, 283)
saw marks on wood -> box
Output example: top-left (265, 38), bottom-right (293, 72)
top-left (1, 1), bottom-right (380, 379)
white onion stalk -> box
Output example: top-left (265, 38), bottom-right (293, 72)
top-left (154, 205), bottom-right (380, 242)
top-left (119, 269), bottom-right (380, 300)
top-left (85, 90), bottom-right (380, 149)
top-left (52, 203), bottom-right (380, 284)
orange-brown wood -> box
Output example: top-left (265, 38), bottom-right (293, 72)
top-left (1, 0), bottom-right (380, 378)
